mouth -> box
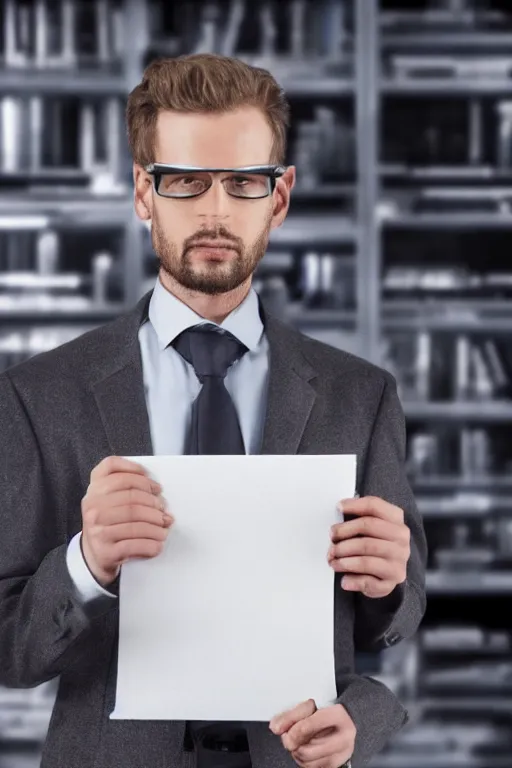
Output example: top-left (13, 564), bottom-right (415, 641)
top-left (189, 241), bottom-right (237, 250)
top-left (188, 242), bottom-right (238, 260)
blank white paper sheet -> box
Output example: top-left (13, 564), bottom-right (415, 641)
top-left (110, 454), bottom-right (356, 722)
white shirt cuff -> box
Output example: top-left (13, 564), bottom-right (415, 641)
top-left (66, 531), bottom-right (118, 602)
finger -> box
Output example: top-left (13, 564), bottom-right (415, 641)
top-left (102, 521), bottom-right (170, 543)
top-left (91, 505), bottom-right (174, 531)
top-left (329, 555), bottom-right (399, 580)
top-left (287, 727), bottom-right (335, 759)
top-left (269, 699), bottom-right (316, 736)
top-left (339, 496), bottom-right (404, 524)
top-left (292, 731), bottom-right (341, 763)
top-left (283, 727), bottom-right (329, 753)
top-left (292, 751), bottom-right (349, 768)
top-left (90, 456), bottom-right (148, 483)
top-left (331, 516), bottom-right (406, 544)
top-left (341, 574), bottom-right (398, 597)
top-left (83, 495), bottom-right (172, 529)
top-left (284, 708), bottom-right (341, 750)
top-left (88, 472), bottom-right (162, 499)
top-left (112, 537), bottom-right (164, 563)
top-left (327, 536), bottom-right (402, 563)
top-left (87, 488), bottom-right (167, 515)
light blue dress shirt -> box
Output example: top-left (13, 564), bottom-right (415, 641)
top-left (66, 276), bottom-right (270, 601)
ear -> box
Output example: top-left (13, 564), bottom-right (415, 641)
top-left (133, 163), bottom-right (153, 222)
top-left (270, 166), bottom-right (296, 230)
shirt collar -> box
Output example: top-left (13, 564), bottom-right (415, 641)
top-left (147, 275), bottom-right (264, 352)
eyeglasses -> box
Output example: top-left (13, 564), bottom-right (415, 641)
top-left (145, 163), bottom-right (287, 200)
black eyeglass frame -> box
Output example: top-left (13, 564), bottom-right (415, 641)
top-left (145, 163), bottom-right (288, 199)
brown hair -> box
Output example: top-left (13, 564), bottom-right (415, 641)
top-left (126, 53), bottom-right (290, 168)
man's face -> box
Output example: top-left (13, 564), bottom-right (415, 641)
top-left (135, 107), bottom-right (294, 296)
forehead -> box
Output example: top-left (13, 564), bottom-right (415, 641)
top-left (154, 107), bottom-right (274, 167)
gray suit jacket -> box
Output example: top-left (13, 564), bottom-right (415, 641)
top-left (0, 290), bottom-right (427, 768)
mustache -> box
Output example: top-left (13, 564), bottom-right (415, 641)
top-left (184, 229), bottom-right (242, 252)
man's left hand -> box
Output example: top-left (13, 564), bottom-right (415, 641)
top-left (327, 496), bottom-right (410, 598)
top-left (269, 699), bottom-right (355, 768)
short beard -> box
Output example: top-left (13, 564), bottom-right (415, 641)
top-left (151, 208), bottom-right (272, 296)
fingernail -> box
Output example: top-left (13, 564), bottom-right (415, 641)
top-left (337, 501), bottom-right (344, 513)
top-left (152, 482), bottom-right (163, 494)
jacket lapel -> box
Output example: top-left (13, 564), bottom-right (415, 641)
top-left (258, 300), bottom-right (318, 455)
top-left (92, 292), bottom-right (154, 458)
top-left (91, 290), bottom-right (318, 459)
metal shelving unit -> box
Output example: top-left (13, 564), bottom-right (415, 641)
top-left (426, 571), bottom-right (512, 595)
top-left (372, 2), bottom-right (512, 767)
top-left (0, 71), bottom-right (127, 95)
top-left (403, 401), bottom-right (512, 421)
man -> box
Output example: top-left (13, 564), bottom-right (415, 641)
top-left (0, 54), bottom-right (427, 768)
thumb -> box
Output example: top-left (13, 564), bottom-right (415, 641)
top-left (269, 699), bottom-right (317, 736)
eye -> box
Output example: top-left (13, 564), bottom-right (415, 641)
top-left (224, 174), bottom-right (269, 197)
top-left (158, 174), bottom-right (208, 195)
top-left (168, 175), bottom-right (202, 187)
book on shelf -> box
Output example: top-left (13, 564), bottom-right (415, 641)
top-left (387, 331), bottom-right (512, 403)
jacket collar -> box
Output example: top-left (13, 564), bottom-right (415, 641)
top-left (91, 288), bottom-right (317, 457)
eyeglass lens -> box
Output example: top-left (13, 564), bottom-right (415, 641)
top-left (156, 172), bottom-right (271, 199)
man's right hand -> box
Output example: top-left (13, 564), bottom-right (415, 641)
top-left (81, 456), bottom-right (174, 587)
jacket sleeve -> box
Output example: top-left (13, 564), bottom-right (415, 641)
top-left (335, 673), bottom-right (408, 767)
top-left (0, 372), bottom-right (117, 689)
top-left (353, 371), bottom-right (428, 652)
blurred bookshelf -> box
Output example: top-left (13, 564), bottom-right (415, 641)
top-left (371, 1), bottom-right (512, 767)
top-left (5, 1), bottom-right (512, 768)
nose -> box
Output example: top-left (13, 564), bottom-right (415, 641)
top-left (196, 178), bottom-right (230, 222)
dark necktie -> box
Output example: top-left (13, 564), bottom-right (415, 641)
top-left (171, 323), bottom-right (251, 760)
top-left (172, 323), bottom-right (248, 455)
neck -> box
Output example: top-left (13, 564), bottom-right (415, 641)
top-left (158, 270), bottom-right (252, 324)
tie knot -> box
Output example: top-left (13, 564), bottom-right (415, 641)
top-left (171, 324), bottom-right (248, 380)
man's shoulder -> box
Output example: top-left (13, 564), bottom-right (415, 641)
top-left (2, 313), bottom-right (132, 395)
